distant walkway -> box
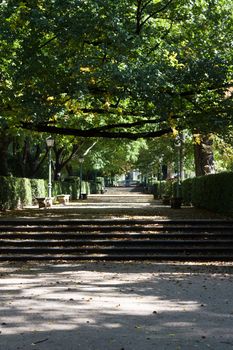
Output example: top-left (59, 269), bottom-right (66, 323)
top-left (0, 186), bottom-right (229, 221)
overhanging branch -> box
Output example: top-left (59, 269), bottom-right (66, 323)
top-left (21, 122), bottom-right (172, 140)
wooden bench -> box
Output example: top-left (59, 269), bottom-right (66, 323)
top-left (35, 197), bottom-right (53, 208)
top-left (56, 194), bottom-right (70, 205)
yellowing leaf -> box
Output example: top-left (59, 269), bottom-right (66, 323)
top-left (47, 96), bottom-right (54, 101)
top-left (172, 127), bottom-right (179, 137)
top-left (80, 67), bottom-right (91, 72)
top-left (194, 134), bottom-right (202, 145)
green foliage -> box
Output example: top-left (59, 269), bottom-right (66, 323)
top-left (0, 175), bottom-right (93, 209)
top-left (0, 0), bottom-right (232, 183)
top-left (52, 181), bottom-right (62, 197)
top-left (172, 181), bottom-right (182, 199)
top-left (60, 178), bottom-right (90, 199)
top-left (182, 173), bottom-right (233, 214)
top-left (18, 178), bottom-right (32, 206)
top-left (0, 0), bottom-right (232, 139)
top-left (152, 180), bottom-right (173, 199)
top-left (87, 139), bottom-right (146, 177)
top-left (0, 175), bottom-right (35, 209)
top-left (83, 181), bottom-right (90, 195)
top-left (152, 181), bottom-right (165, 198)
top-left (90, 177), bottom-right (105, 194)
top-left (181, 178), bottom-right (193, 205)
top-left (61, 180), bottom-right (77, 200)
top-left (164, 181), bottom-right (173, 198)
top-left (30, 179), bottom-right (46, 198)
top-left (0, 176), bottom-right (16, 210)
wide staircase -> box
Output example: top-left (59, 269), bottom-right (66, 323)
top-left (0, 218), bottom-right (233, 261)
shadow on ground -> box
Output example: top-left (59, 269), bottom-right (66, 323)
top-left (0, 187), bottom-right (230, 220)
top-left (1, 261), bottom-right (233, 350)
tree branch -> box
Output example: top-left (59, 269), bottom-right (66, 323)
top-left (39, 34), bottom-right (59, 49)
top-left (76, 117), bottom-right (173, 132)
top-left (21, 122), bottom-right (172, 140)
top-left (140, 0), bottom-right (174, 28)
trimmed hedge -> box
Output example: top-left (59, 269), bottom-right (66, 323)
top-left (152, 180), bottom-right (176, 200)
top-left (181, 178), bottom-right (193, 205)
top-left (61, 178), bottom-right (90, 199)
top-left (31, 179), bottom-right (46, 199)
top-left (0, 175), bottom-right (93, 210)
top-left (90, 177), bottom-right (105, 194)
top-left (0, 176), bottom-right (34, 210)
top-left (0, 176), bottom-right (17, 210)
top-left (181, 172), bottom-right (233, 214)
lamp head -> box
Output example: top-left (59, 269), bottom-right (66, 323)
top-left (174, 136), bottom-right (181, 147)
top-left (46, 136), bottom-right (54, 148)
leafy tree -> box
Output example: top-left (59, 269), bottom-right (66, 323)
top-left (0, 0), bottom-right (232, 177)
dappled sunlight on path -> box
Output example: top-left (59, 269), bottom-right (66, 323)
top-left (0, 262), bottom-right (233, 349)
top-left (0, 186), bottom-right (229, 221)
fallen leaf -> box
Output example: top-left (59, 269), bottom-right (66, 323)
top-left (32, 338), bottom-right (49, 345)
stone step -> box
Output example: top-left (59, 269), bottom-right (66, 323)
top-left (0, 219), bottom-right (232, 261)
top-left (1, 246), bottom-right (233, 254)
top-left (0, 225), bottom-right (232, 234)
top-left (0, 231), bottom-right (233, 240)
top-left (1, 239), bottom-right (233, 246)
top-left (0, 218), bottom-right (232, 226)
top-left (1, 253), bottom-right (233, 262)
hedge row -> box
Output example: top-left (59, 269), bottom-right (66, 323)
top-left (181, 172), bottom-right (233, 214)
top-left (62, 178), bottom-right (90, 200)
top-left (0, 176), bottom-right (91, 210)
top-left (0, 176), bottom-right (45, 210)
top-left (152, 180), bottom-right (180, 199)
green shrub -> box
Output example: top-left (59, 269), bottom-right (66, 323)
top-left (0, 175), bottom-right (91, 209)
top-left (61, 177), bottom-right (85, 199)
top-left (152, 182), bottom-right (159, 198)
top-left (172, 181), bottom-right (182, 198)
top-left (163, 180), bottom-right (173, 198)
top-left (91, 177), bottom-right (105, 194)
top-left (182, 172), bottom-right (233, 214)
top-left (151, 180), bottom-right (174, 199)
top-left (30, 179), bottom-right (46, 198)
top-left (52, 181), bottom-right (62, 197)
top-left (18, 178), bottom-right (32, 207)
top-left (181, 178), bottom-right (193, 205)
top-left (0, 176), bottom-right (34, 209)
top-left (0, 176), bottom-right (13, 210)
top-left (61, 180), bottom-right (75, 199)
top-left (84, 181), bottom-right (90, 195)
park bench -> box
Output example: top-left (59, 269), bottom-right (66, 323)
top-left (35, 197), bottom-right (53, 208)
top-left (56, 194), bottom-right (70, 205)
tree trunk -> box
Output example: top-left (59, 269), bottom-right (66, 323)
top-left (0, 134), bottom-right (10, 176)
top-left (194, 134), bottom-right (215, 176)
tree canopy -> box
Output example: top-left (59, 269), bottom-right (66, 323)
top-left (0, 0), bottom-right (232, 141)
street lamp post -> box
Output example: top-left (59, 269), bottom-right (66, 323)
top-left (158, 155), bottom-right (164, 199)
top-left (46, 136), bottom-right (54, 199)
top-left (174, 135), bottom-right (181, 198)
top-left (170, 135), bottom-right (183, 209)
top-left (78, 156), bottom-right (84, 199)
